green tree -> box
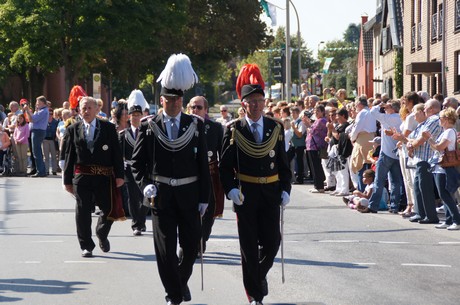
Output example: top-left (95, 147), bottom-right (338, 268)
top-left (343, 23), bottom-right (360, 46)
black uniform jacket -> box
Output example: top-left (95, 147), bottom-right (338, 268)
top-left (119, 127), bottom-right (137, 182)
top-left (63, 118), bottom-right (124, 185)
top-left (219, 116), bottom-right (291, 200)
top-left (204, 119), bottom-right (223, 163)
top-left (131, 113), bottom-right (210, 204)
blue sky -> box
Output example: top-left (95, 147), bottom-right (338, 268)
top-left (261, 0), bottom-right (378, 57)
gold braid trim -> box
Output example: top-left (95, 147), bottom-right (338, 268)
top-left (234, 124), bottom-right (281, 158)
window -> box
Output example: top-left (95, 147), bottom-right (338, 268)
top-left (411, 75), bottom-right (415, 91)
top-left (431, 13), bottom-right (438, 42)
top-left (456, 0), bottom-right (460, 31)
top-left (439, 4), bottom-right (443, 40)
top-left (417, 74), bottom-right (422, 91)
top-left (431, 0), bottom-right (438, 42)
top-left (455, 51), bottom-right (460, 92)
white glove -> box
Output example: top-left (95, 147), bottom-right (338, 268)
top-left (143, 184), bottom-right (157, 198)
top-left (58, 160), bottom-right (65, 170)
top-left (198, 203), bottom-right (208, 217)
top-left (281, 191), bottom-right (290, 206)
top-left (228, 188), bottom-right (244, 206)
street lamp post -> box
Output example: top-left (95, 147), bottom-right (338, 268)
top-left (289, 0), bottom-right (301, 97)
top-left (285, 0), bottom-right (291, 102)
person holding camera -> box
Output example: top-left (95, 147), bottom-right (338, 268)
top-left (360, 100), bottom-right (403, 214)
top-left (23, 95), bottom-right (49, 177)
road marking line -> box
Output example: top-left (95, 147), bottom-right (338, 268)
top-left (439, 241), bottom-right (460, 245)
top-left (401, 263), bottom-right (451, 268)
top-left (378, 241), bottom-right (410, 244)
top-left (64, 261), bottom-right (107, 264)
top-left (318, 240), bottom-right (360, 243)
top-left (22, 261), bottom-right (41, 264)
top-left (32, 240), bottom-right (64, 243)
top-left (352, 262), bottom-right (376, 265)
top-left (209, 238), bottom-right (239, 242)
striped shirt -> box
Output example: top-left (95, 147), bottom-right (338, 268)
top-left (409, 114), bottom-right (442, 163)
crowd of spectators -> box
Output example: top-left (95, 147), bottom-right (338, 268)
top-left (1, 87), bottom-right (460, 230)
top-left (275, 87), bottom-right (460, 230)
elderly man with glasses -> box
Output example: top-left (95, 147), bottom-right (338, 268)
top-left (216, 105), bottom-right (231, 126)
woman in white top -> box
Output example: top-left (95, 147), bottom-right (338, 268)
top-left (422, 108), bottom-right (460, 230)
top-left (393, 92), bottom-right (420, 217)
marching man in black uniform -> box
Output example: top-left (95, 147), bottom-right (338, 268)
top-left (220, 65), bottom-right (291, 305)
top-left (119, 92), bottom-right (149, 236)
top-left (63, 96), bottom-right (125, 257)
top-left (189, 96), bottom-right (224, 255)
top-left (131, 54), bottom-right (210, 305)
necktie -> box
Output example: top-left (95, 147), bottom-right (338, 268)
top-left (252, 122), bottom-right (261, 143)
top-left (170, 118), bottom-right (178, 140)
top-left (134, 128), bottom-right (138, 139)
top-left (86, 123), bottom-right (93, 142)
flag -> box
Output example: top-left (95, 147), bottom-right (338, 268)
top-left (260, 0), bottom-right (277, 26)
top-left (322, 57), bottom-right (334, 74)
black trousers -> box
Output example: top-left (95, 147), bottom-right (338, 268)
top-left (307, 150), bottom-right (326, 190)
top-left (126, 179), bottom-right (149, 231)
top-left (294, 146), bottom-right (306, 181)
top-left (74, 175), bottom-right (113, 251)
top-left (235, 183), bottom-right (281, 302)
top-left (201, 189), bottom-right (216, 251)
top-left (152, 183), bottom-right (201, 304)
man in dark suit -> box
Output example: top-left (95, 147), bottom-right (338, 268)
top-left (189, 96), bottom-right (224, 256)
top-left (63, 96), bottom-right (124, 257)
top-left (131, 90), bottom-right (210, 305)
top-left (220, 84), bottom-right (292, 305)
top-left (119, 105), bottom-right (149, 236)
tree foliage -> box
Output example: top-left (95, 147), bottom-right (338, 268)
top-left (0, 0), bottom-right (271, 103)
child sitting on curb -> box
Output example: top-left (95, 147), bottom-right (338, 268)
top-left (343, 169), bottom-right (375, 210)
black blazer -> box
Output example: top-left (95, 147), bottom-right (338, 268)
top-left (219, 116), bottom-right (291, 200)
top-left (63, 118), bottom-right (124, 185)
top-left (131, 113), bottom-right (210, 204)
top-left (204, 119), bottom-right (223, 163)
top-left (119, 127), bottom-right (137, 182)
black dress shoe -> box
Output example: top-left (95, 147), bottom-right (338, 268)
top-left (182, 284), bottom-right (191, 302)
top-left (419, 218), bottom-right (439, 224)
top-left (99, 238), bottom-right (110, 252)
top-left (27, 169), bottom-right (37, 175)
top-left (324, 186), bottom-right (336, 192)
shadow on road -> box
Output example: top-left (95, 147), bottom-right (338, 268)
top-left (0, 278), bottom-right (89, 302)
top-left (274, 257), bottom-right (368, 269)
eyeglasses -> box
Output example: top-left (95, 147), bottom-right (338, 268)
top-left (191, 105), bottom-right (204, 110)
top-left (221, 110), bottom-right (227, 112)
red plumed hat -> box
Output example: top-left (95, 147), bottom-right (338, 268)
top-left (236, 64), bottom-right (265, 99)
top-left (68, 85), bottom-right (87, 109)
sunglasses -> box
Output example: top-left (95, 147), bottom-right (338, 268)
top-left (191, 105), bottom-right (204, 110)
top-left (221, 110), bottom-right (227, 112)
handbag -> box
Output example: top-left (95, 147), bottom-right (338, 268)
top-left (439, 148), bottom-right (460, 168)
top-left (439, 130), bottom-right (460, 168)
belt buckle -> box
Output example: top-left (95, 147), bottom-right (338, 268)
top-left (170, 178), bottom-right (177, 186)
top-left (258, 177), bottom-right (267, 184)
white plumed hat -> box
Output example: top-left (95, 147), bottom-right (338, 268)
top-left (157, 53), bottom-right (198, 97)
top-left (127, 89), bottom-right (149, 113)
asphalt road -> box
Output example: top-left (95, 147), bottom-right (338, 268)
top-left (1, 176), bottom-right (460, 305)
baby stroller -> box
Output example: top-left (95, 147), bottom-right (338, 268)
top-left (1, 147), bottom-right (14, 176)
